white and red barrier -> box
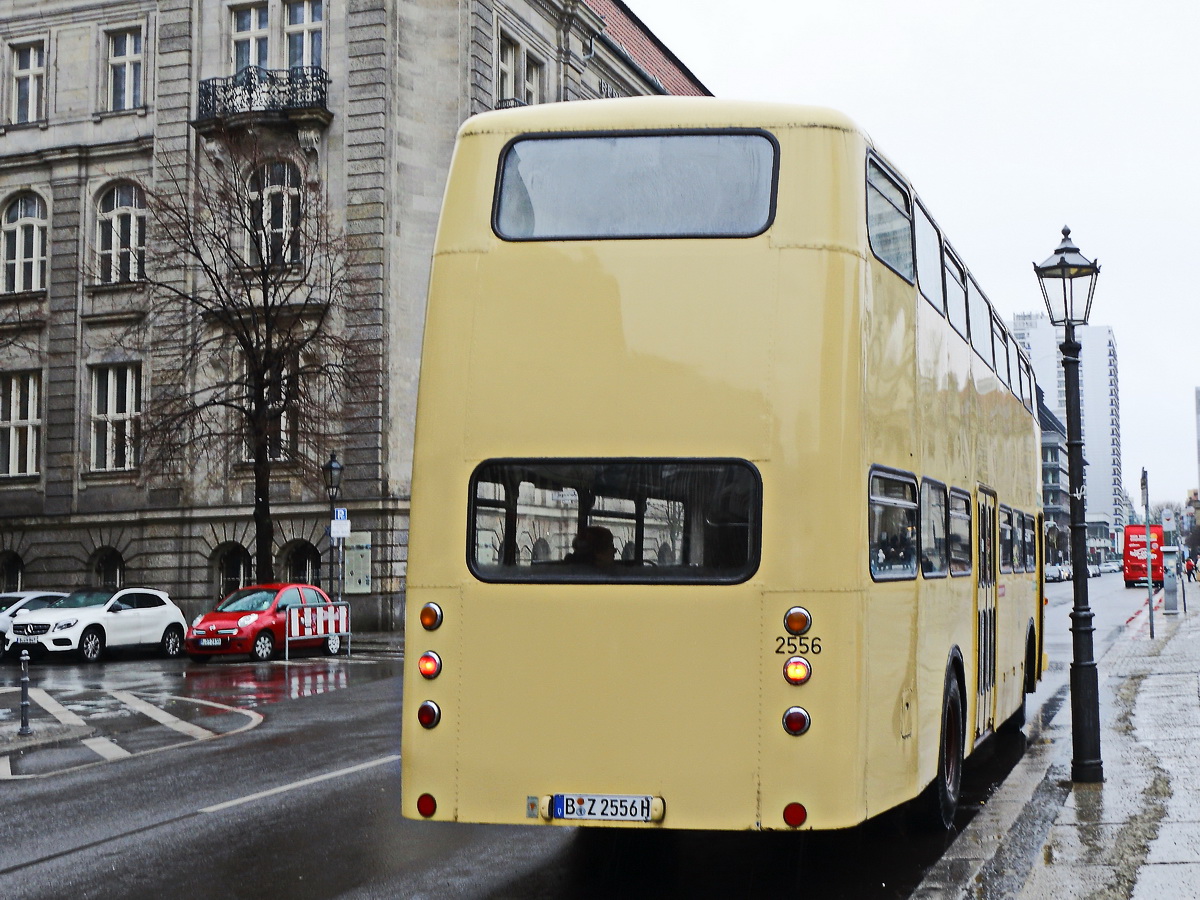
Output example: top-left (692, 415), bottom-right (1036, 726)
top-left (285, 602), bottom-right (351, 659)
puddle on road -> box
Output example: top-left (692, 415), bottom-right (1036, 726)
top-left (175, 657), bottom-right (400, 709)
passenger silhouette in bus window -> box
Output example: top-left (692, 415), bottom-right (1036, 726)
top-left (565, 526), bottom-right (617, 567)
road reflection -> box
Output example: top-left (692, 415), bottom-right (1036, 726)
top-left (178, 661), bottom-right (352, 708)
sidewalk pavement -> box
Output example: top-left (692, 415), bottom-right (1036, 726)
top-left (917, 599), bottom-right (1200, 899)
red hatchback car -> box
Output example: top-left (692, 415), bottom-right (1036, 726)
top-left (185, 584), bottom-right (344, 662)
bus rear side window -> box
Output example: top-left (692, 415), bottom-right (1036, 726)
top-left (869, 470), bottom-right (917, 580)
top-left (494, 132), bottom-right (777, 240)
top-left (866, 159), bottom-right (914, 281)
top-left (469, 459), bottom-right (761, 583)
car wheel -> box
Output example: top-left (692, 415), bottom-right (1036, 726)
top-left (161, 625), bottom-right (185, 659)
top-left (78, 627), bottom-right (105, 663)
top-left (251, 631), bottom-right (275, 662)
top-left (324, 634), bottom-right (342, 656)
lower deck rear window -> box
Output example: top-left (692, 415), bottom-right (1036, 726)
top-left (469, 459), bottom-right (761, 583)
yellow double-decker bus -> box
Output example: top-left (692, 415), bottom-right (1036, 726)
top-left (401, 97), bottom-right (1044, 833)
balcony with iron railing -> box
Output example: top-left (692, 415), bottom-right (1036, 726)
top-left (195, 66), bottom-right (332, 131)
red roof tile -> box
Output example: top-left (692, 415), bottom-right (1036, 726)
top-left (584, 0), bottom-right (711, 96)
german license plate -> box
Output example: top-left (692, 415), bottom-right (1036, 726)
top-left (198, 638), bottom-right (222, 647)
top-left (552, 794), bottom-right (653, 822)
top-left (16, 636), bottom-right (38, 644)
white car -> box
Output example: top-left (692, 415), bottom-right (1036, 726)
top-left (5, 587), bottom-right (187, 662)
top-left (0, 591), bottom-right (67, 655)
top-left (1100, 560), bottom-right (1121, 573)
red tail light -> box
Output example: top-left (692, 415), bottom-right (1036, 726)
top-left (418, 651), bottom-right (442, 679)
top-left (782, 706), bottom-right (811, 735)
top-left (416, 793), bottom-right (437, 817)
top-left (417, 700), bottom-right (441, 728)
top-left (783, 802), bottom-right (808, 827)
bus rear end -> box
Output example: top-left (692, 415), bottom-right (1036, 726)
top-left (402, 99), bottom-right (871, 832)
top-left (1123, 524), bottom-right (1164, 588)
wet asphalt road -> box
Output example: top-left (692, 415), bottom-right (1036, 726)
top-left (0, 576), bottom-right (1156, 899)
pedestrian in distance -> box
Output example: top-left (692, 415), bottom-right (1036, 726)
top-left (1186, 556), bottom-right (1196, 582)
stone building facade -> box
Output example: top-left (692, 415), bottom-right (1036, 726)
top-left (0, 0), bottom-right (707, 626)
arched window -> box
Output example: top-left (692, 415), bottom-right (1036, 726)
top-left (213, 543), bottom-right (252, 599)
top-left (0, 551), bottom-right (23, 591)
top-left (91, 547), bottom-right (125, 589)
top-left (3, 192), bottom-right (47, 293)
top-left (97, 183), bottom-right (146, 283)
top-left (283, 540), bottom-right (321, 586)
top-left (248, 161), bottom-right (302, 267)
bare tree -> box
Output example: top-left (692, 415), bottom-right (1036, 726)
top-left (132, 127), bottom-right (368, 582)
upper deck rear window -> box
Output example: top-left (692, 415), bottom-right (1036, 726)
top-left (494, 132), bottom-right (777, 240)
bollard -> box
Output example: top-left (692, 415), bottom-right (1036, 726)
top-left (18, 649), bottom-right (32, 736)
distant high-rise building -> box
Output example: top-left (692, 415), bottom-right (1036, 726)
top-left (1012, 313), bottom-right (1124, 562)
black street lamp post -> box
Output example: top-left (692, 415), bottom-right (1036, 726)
top-left (1033, 226), bottom-right (1103, 783)
top-left (321, 452), bottom-right (344, 596)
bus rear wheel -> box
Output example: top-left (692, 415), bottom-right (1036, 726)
top-left (917, 668), bottom-right (964, 831)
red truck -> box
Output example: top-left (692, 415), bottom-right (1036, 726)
top-left (1123, 524), bottom-right (1164, 589)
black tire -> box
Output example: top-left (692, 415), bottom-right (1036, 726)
top-left (323, 634), bottom-right (342, 656)
top-left (918, 667), bottom-right (964, 831)
top-left (1024, 625), bottom-right (1039, 692)
top-left (250, 630), bottom-right (275, 662)
top-left (161, 625), bottom-right (185, 659)
top-left (78, 627), bottom-right (105, 663)
top-left (186, 653), bottom-right (211, 664)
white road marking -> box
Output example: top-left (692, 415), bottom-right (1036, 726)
top-left (200, 754), bottom-right (401, 813)
top-left (110, 690), bottom-right (217, 740)
top-left (0, 693), bottom-right (263, 779)
top-left (28, 688), bottom-right (87, 727)
top-left (82, 737), bottom-right (131, 759)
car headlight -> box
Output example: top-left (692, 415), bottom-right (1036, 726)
top-left (237, 613), bottom-right (259, 628)
top-left (53, 619), bottom-right (78, 632)
top-left (192, 614), bottom-right (205, 627)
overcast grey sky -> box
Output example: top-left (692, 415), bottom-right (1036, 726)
top-left (629, 0), bottom-right (1198, 505)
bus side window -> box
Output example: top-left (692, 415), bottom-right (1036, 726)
top-left (948, 489), bottom-right (972, 576)
top-left (869, 470), bottom-right (918, 581)
top-left (943, 249), bottom-right (969, 340)
top-left (866, 158), bottom-right (914, 282)
top-left (1024, 514), bottom-right (1037, 571)
top-left (920, 479), bottom-right (949, 577)
top-left (999, 506), bottom-right (1015, 573)
top-left (967, 279), bottom-right (994, 369)
top-left (914, 204), bottom-right (944, 315)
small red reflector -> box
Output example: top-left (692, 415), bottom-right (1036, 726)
top-left (782, 706), bottom-right (811, 736)
top-left (783, 802), bottom-right (808, 827)
top-left (784, 607), bottom-right (812, 635)
top-left (417, 651), bottom-right (442, 679)
top-left (419, 603), bottom-right (443, 630)
top-left (417, 701), bottom-right (441, 728)
top-left (416, 793), bottom-right (437, 817)
top-left (783, 656), bottom-right (812, 685)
